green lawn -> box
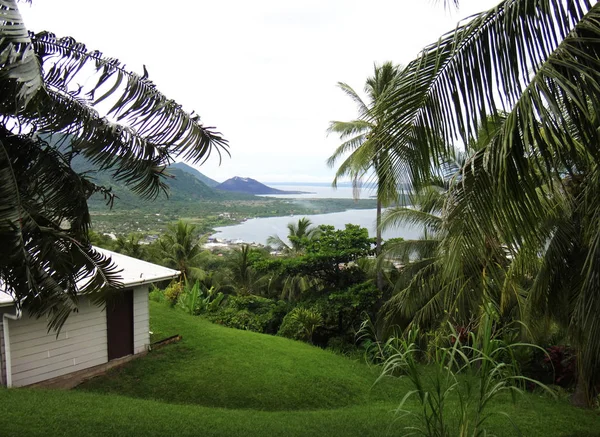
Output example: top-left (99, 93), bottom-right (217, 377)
top-left (0, 302), bottom-right (598, 436)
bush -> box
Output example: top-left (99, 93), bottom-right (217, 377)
top-left (177, 281), bottom-right (225, 316)
top-left (208, 296), bottom-right (288, 334)
top-left (164, 281), bottom-right (184, 306)
top-left (277, 310), bottom-right (305, 341)
top-left (209, 308), bottom-right (269, 332)
top-left (149, 286), bottom-right (166, 303)
top-left (277, 307), bottom-right (323, 343)
top-left (521, 344), bottom-right (577, 389)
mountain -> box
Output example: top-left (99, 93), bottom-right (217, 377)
top-left (216, 177), bottom-right (313, 195)
top-left (169, 162), bottom-right (220, 187)
top-left (70, 155), bottom-right (255, 210)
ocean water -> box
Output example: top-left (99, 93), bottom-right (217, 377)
top-left (212, 208), bottom-right (423, 246)
top-left (258, 183), bottom-right (377, 200)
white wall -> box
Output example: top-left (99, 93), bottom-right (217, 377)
top-left (5, 285), bottom-right (150, 387)
top-left (133, 285), bottom-right (150, 354)
top-left (9, 296), bottom-right (108, 387)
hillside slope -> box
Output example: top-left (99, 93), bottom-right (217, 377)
top-left (0, 303), bottom-right (598, 436)
top-left (78, 302), bottom-right (402, 410)
top-left (170, 162), bottom-right (220, 187)
top-left (71, 155), bottom-right (256, 210)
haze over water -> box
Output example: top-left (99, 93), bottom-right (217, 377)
top-left (212, 183), bottom-right (422, 245)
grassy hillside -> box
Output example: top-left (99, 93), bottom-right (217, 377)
top-left (170, 161), bottom-right (220, 187)
top-left (78, 302), bottom-right (405, 410)
top-left (0, 303), bottom-right (599, 436)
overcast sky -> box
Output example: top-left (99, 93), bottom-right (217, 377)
top-left (21, 0), bottom-right (499, 184)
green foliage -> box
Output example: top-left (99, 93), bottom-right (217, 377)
top-left (356, 316), bottom-right (402, 365)
top-left (259, 224), bottom-right (374, 289)
top-left (221, 244), bottom-right (271, 296)
top-left (114, 233), bottom-right (146, 258)
top-left (286, 307), bottom-right (323, 343)
top-left (164, 282), bottom-right (184, 307)
top-left (148, 286), bottom-right (167, 304)
top-left (268, 217), bottom-right (321, 254)
top-left (209, 295), bottom-right (288, 334)
top-left (254, 225), bottom-right (380, 346)
top-left (209, 308), bottom-right (268, 332)
top-left (306, 224), bottom-right (374, 258)
top-left (177, 280), bottom-right (225, 316)
top-left (278, 310), bottom-right (307, 341)
top-left (379, 309), bottom-right (553, 437)
top-left (325, 281), bottom-right (381, 333)
top-left (158, 221), bottom-right (207, 280)
top-left (88, 230), bottom-right (116, 251)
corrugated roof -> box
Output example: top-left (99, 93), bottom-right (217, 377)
top-left (0, 247), bottom-right (180, 306)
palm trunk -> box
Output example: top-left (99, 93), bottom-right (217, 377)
top-left (376, 199), bottom-right (384, 291)
top-left (572, 369), bottom-right (589, 407)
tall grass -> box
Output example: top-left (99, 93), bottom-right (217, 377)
top-left (379, 307), bottom-right (553, 436)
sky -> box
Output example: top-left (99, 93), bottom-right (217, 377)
top-left (20, 0), bottom-right (500, 184)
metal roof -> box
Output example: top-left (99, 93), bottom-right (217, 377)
top-left (0, 247), bottom-right (180, 306)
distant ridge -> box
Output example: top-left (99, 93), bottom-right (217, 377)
top-left (170, 162), bottom-right (220, 187)
top-left (216, 177), bottom-right (313, 195)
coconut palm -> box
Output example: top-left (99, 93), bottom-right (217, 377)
top-left (158, 221), bottom-right (207, 281)
top-left (114, 233), bottom-right (146, 259)
top-left (0, 1), bottom-right (228, 329)
top-left (267, 217), bottom-right (320, 254)
top-left (327, 62), bottom-right (404, 290)
top-left (379, 0), bottom-right (600, 405)
top-left (224, 244), bottom-right (269, 296)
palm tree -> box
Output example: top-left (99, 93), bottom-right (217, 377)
top-left (114, 234), bottom-right (146, 259)
top-left (267, 217), bottom-right (320, 254)
top-left (327, 62), bottom-right (403, 291)
top-left (158, 221), bottom-right (207, 281)
top-left (225, 244), bottom-right (268, 296)
top-left (379, 0), bottom-right (600, 405)
top-left (0, 1), bottom-right (228, 329)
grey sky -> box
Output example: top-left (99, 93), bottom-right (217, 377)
top-left (21, 0), bottom-right (500, 183)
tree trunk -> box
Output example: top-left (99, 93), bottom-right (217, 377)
top-left (376, 199), bottom-right (384, 291)
top-left (571, 370), bottom-right (590, 407)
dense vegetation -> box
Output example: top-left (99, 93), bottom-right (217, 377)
top-left (3, 303), bottom-right (598, 436)
top-left (98, 219), bottom-right (385, 350)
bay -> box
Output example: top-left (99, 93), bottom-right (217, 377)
top-left (211, 208), bottom-right (423, 246)
top-left (259, 183), bottom-right (376, 199)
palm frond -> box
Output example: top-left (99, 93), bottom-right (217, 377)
top-left (0, 130), bottom-right (121, 330)
top-left (0, 0), bottom-right (43, 111)
top-left (4, 30), bottom-right (229, 199)
top-left (382, 207), bottom-right (442, 236)
top-left (381, 0), bottom-right (594, 187)
top-left (336, 82), bottom-right (370, 117)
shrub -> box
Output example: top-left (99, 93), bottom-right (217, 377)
top-left (209, 308), bottom-right (268, 332)
top-left (290, 307), bottom-right (323, 343)
top-left (277, 310), bottom-right (305, 341)
top-left (355, 316), bottom-right (402, 365)
top-left (543, 345), bottom-right (577, 388)
top-left (177, 281), bottom-right (225, 316)
top-left (278, 307), bottom-right (323, 343)
top-left (164, 281), bottom-right (184, 306)
top-left (149, 286), bottom-right (166, 303)
top-left (208, 296), bottom-right (287, 334)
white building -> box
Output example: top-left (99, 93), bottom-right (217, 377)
top-left (0, 248), bottom-right (179, 387)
